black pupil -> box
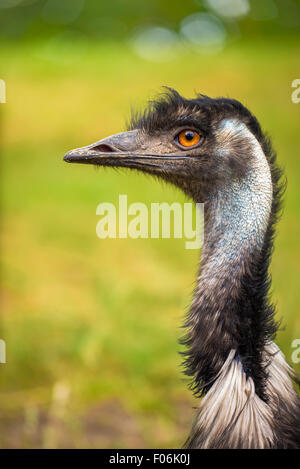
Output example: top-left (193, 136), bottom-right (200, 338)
top-left (185, 131), bottom-right (194, 140)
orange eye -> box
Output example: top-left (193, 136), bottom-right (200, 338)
top-left (177, 129), bottom-right (201, 148)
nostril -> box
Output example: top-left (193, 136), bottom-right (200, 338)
top-left (92, 144), bottom-right (116, 153)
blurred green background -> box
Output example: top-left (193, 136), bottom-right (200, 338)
top-left (0, 0), bottom-right (300, 449)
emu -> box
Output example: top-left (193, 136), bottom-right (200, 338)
top-left (64, 89), bottom-right (300, 449)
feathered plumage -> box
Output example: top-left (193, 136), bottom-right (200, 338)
top-left (64, 89), bottom-right (300, 448)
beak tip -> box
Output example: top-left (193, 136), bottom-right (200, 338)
top-left (63, 150), bottom-right (78, 163)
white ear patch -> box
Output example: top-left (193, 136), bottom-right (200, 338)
top-left (217, 119), bottom-right (273, 200)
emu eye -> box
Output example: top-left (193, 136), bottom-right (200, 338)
top-left (176, 129), bottom-right (201, 148)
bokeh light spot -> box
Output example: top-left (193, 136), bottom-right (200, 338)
top-left (180, 13), bottom-right (226, 53)
top-left (130, 26), bottom-right (180, 62)
top-left (205, 0), bottom-right (250, 19)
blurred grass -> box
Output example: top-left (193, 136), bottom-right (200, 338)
top-left (0, 37), bottom-right (300, 448)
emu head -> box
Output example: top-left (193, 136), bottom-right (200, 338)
top-left (64, 89), bottom-right (269, 202)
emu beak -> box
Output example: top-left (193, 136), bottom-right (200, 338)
top-left (63, 130), bottom-right (142, 166)
top-left (63, 129), bottom-right (166, 173)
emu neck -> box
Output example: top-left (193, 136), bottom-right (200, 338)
top-left (201, 154), bottom-right (272, 293)
top-left (184, 123), bottom-right (274, 399)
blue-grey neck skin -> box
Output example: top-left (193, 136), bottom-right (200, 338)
top-left (194, 120), bottom-right (272, 311)
top-left (202, 119), bottom-right (272, 264)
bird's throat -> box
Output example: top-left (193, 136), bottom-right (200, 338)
top-left (183, 122), bottom-right (274, 398)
